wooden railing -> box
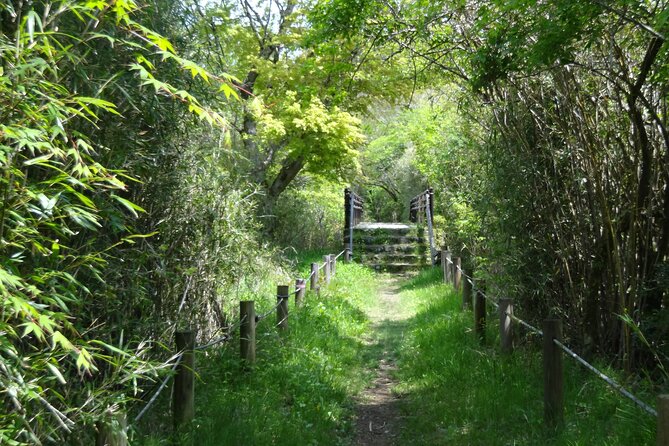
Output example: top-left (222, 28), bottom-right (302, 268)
top-left (344, 188), bottom-right (364, 254)
top-left (409, 188), bottom-right (434, 225)
top-left (409, 188), bottom-right (436, 263)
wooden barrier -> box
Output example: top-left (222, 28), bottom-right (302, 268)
top-left (499, 298), bottom-right (513, 354)
top-left (139, 255), bottom-right (344, 430)
top-left (474, 288), bottom-right (486, 342)
top-left (441, 250), bottom-right (452, 284)
top-left (240, 301), bottom-right (255, 364)
top-left (295, 279), bottom-right (306, 307)
top-left (173, 330), bottom-right (195, 428)
top-left (277, 285), bottom-right (289, 331)
top-left (453, 257), bottom-right (462, 290)
top-left (462, 275), bottom-right (663, 439)
top-left (310, 262), bottom-right (319, 293)
top-left (462, 266), bottom-right (472, 310)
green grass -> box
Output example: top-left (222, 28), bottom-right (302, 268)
top-left (136, 257), bottom-right (378, 445)
top-left (394, 270), bottom-right (656, 445)
top-left (135, 263), bottom-right (657, 445)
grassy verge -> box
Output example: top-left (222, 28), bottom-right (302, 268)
top-left (395, 269), bottom-right (656, 445)
top-left (137, 255), bottom-right (377, 445)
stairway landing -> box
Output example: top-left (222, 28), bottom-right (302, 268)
top-left (348, 222), bottom-right (429, 273)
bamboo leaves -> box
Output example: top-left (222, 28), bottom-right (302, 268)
top-left (0, 0), bottom-right (238, 442)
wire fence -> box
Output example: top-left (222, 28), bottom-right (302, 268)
top-left (444, 255), bottom-right (657, 418)
top-left (128, 249), bottom-right (350, 430)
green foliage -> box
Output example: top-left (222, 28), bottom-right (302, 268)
top-left (272, 177), bottom-right (345, 251)
top-left (361, 92), bottom-right (484, 257)
top-left (137, 261), bottom-right (378, 445)
top-left (395, 273), bottom-right (655, 445)
top-left (186, 0), bottom-right (411, 209)
top-left (0, 0), bottom-right (236, 443)
top-left (471, 0), bottom-right (605, 88)
top-left (254, 93), bottom-right (364, 182)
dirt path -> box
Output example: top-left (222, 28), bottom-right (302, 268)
top-left (354, 276), bottom-right (414, 446)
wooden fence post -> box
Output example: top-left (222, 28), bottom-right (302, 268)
top-left (295, 279), bottom-right (306, 307)
top-left (173, 329), bottom-right (195, 428)
top-left (96, 409), bottom-right (127, 446)
top-left (277, 285), bottom-right (289, 331)
top-left (453, 257), bottom-right (462, 291)
top-left (658, 395), bottom-right (669, 446)
top-left (499, 298), bottom-right (513, 354)
top-left (462, 267), bottom-right (472, 310)
top-left (310, 263), bottom-right (319, 293)
top-left (240, 301), bottom-right (255, 364)
top-left (331, 255), bottom-right (337, 276)
top-left (474, 288), bottom-right (486, 342)
top-left (323, 255), bottom-right (331, 285)
top-left (543, 319), bottom-right (564, 429)
top-left (441, 250), bottom-right (452, 283)
top-left (344, 248), bottom-right (351, 263)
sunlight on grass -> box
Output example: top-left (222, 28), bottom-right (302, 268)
top-left (394, 270), bottom-right (656, 446)
top-left (136, 256), bottom-right (378, 445)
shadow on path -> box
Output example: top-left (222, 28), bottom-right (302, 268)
top-left (354, 277), bottom-right (415, 446)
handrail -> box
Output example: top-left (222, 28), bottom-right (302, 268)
top-left (409, 188), bottom-right (434, 225)
top-left (409, 188), bottom-right (436, 264)
top-left (344, 188), bottom-right (364, 255)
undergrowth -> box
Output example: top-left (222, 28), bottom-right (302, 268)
top-left (137, 254), bottom-right (377, 445)
top-left (395, 269), bottom-right (656, 445)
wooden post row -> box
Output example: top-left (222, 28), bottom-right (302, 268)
top-left (331, 254), bottom-right (336, 276)
top-left (499, 298), bottom-right (513, 354)
top-left (344, 248), bottom-right (351, 263)
top-left (310, 262), bottom-right (319, 293)
top-left (323, 255), bottom-right (331, 285)
top-left (474, 288), bottom-right (486, 342)
top-left (543, 319), bottom-right (564, 429)
top-left (173, 330), bottom-right (195, 428)
top-left (295, 279), bottom-right (306, 307)
top-left (240, 301), bottom-right (256, 364)
top-left (277, 285), bottom-right (289, 331)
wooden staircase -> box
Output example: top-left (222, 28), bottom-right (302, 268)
top-left (350, 223), bottom-right (429, 272)
top-left (344, 189), bottom-right (435, 273)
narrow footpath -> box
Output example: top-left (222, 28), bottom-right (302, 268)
top-left (354, 276), bottom-right (417, 446)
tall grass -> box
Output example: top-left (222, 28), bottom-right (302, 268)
top-left (395, 269), bottom-right (656, 445)
top-left (137, 256), bottom-right (377, 445)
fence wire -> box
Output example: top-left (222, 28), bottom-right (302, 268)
top-left (133, 352), bottom-right (183, 424)
top-left (553, 339), bottom-right (657, 417)
top-left (275, 313), bottom-right (290, 327)
top-left (442, 253), bottom-right (656, 417)
top-left (256, 299), bottom-right (285, 322)
top-left (133, 252), bottom-right (338, 425)
top-left (334, 249), bottom-right (347, 260)
top-left (195, 315), bottom-right (247, 351)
